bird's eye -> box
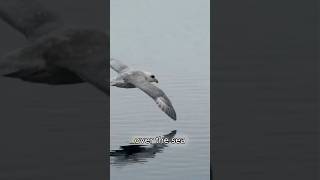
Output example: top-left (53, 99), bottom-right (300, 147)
top-left (150, 75), bottom-right (155, 78)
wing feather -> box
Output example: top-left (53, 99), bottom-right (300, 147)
top-left (110, 58), bottom-right (129, 73)
top-left (125, 73), bottom-right (176, 120)
top-left (51, 53), bottom-right (109, 95)
top-left (46, 30), bottom-right (109, 95)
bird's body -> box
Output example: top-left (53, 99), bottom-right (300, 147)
top-left (111, 71), bottom-right (147, 88)
top-left (110, 59), bottom-right (177, 120)
top-left (110, 78), bottom-right (135, 88)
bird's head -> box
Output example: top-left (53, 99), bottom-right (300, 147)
top-left (144, 71), bottom-right (158, 83)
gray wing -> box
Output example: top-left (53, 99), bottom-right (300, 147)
top-left (0, 0), bottom-right (62, 39)
top-left (54, 54), bottom-right (109, 96)
top-left (125, 74), bottom-right (176, 120)
top-left (48, 31), bottom-right (109, 95)
top-left (110, 58), bottom-right (129, 73)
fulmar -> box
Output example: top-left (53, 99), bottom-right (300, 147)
top-left (110, 58), bottom-right (177, 120)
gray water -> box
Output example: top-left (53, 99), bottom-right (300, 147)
top-left (110, 1), bottom-right (210, 179)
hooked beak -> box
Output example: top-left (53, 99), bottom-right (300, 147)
top-left (155, 79), bottom-right (159, 83)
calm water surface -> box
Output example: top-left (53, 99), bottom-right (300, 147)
top-left (110, 61), bottom-right (210, 180)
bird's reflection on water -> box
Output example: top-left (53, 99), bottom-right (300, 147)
top-left (110, 130), bottom-right (177, 167)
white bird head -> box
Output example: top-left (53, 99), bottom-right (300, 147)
top-left (144, 71), bottom-right (158, 83)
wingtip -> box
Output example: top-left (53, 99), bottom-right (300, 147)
top-left (169, 108), bottom-right (177, 120)
top-left (164, 109), bottom-right (176, 121)
top-left (170, 112), bottom-right (177, 121)
top-left (163, 109), bottom-right (176, 120)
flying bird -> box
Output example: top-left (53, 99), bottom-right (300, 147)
top-left (110, 59), bottom-right (177, 120)
top-left (0, 0), bottom-right (109, 95)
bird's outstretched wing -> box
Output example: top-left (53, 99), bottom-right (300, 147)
top-left (40, 30), bottom-right (109, 95)
top-left (54, 54), bottom-right (109, 96)
top-left (110, 58), bottom-right (129, 73)
top-left (125, 73), bottom-right (176, 120)
top-left (0, 0), bottom-right (62, 39)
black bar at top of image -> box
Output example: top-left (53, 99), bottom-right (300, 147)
top-left (212, 0), bottom-right (318, 179)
